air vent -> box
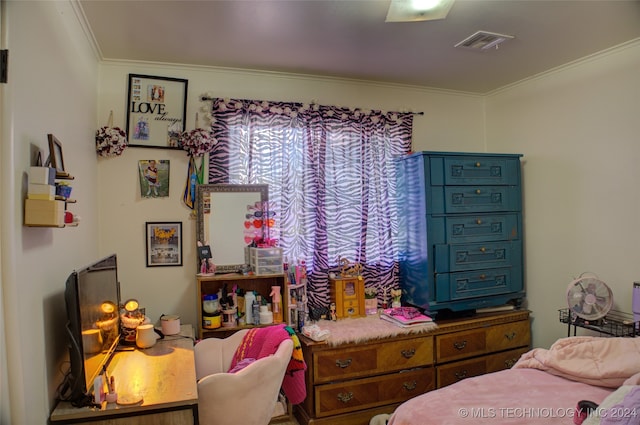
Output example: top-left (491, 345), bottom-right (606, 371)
top-left (455, 31), bottom-right (514, 51)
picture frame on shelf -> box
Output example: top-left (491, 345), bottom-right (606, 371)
top-left (126, 74), bottom-right (188, 149)
top-left (145, 222), bottom-right (183, 267)
top-left (47, 134), bottom-right (69, 177)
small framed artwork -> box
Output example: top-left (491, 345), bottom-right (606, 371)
top-left (138, 159), bottom-right (170, 198)
top-left (145, 222), bottom-right (183, 267)
top-left (47, 134), bottom-right (69, 177)
top-left (126, 74), bottom-right (188, 149)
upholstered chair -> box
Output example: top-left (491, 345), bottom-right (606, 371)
top-left (194, 329), bottom-right (294, 425)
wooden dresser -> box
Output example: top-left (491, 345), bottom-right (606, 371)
top-left (294, 310), bottom-right (530, 425)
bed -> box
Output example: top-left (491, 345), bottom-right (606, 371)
top-left (387, 336), bottom-right (640, 425)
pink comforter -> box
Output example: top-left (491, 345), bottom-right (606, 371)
top-left (389, 337), bottom-right (640, 425)
top-left (387, 368), bottom-right (613, 425)
top-left (513, 336), bottom-right (640, 388)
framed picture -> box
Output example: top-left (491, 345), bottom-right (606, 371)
top-left (138, 159), bottom-right (170, 198)
top-left (126, 74), bottom-right (188, 149)
top-left (47, 134), bottom-right (69, 177)
top-left (145, 222), bottom-right (183, 267)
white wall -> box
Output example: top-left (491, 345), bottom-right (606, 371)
top-left (486, 40), bottom-right (640, 349)
top-left (1, 1), bottom-right (99, 424)
top-left (97, 63), bottom-right (486, 330)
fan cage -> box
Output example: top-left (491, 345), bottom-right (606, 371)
top-left (558, 308), bottom-right (639, 337)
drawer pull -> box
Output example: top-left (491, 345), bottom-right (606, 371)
top-left (480, 247), bottom-right (486, 253)
top-left (453, 340), bottom-right (467, 350)
top-left (479, 274), bottom-right (486, 280)
top-left (475, 219), bottom-right (482, 225)
top-left (504, 332), bottom-right (516, 340)
top-left (337, 391), bottom-right (354, 403)
top-left (475, 162), bottom-right (481, 167)
top-left (403, 380), bottom-right (418, 391)
top-left (335, 358), bottom-right (352, 369)
top-left (505, 358), bottom-right (517, 368)
top-left (455, 370), bottom-right (468, 380)
top-left (476, 189), bottom-right (481, 194)
top-left (401, 348), bottom-right (416, 359)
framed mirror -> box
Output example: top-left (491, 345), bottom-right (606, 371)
top-left (196, 184), bottom-right (268, 273)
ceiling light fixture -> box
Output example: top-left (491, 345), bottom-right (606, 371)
top-left (386, 0), bottom-right (455, 22)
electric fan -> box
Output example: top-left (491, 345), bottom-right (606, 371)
top-left (567, 273), bottom-right (614, 321)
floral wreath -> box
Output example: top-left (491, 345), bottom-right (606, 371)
top-left (180, 128), bottom-right (216, 157)
top-left (95, 126), bottom-right (127, 157)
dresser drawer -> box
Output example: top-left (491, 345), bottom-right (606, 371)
top-left (314, 367), bottom-right (435, 417)
top-left (435, 268), bottom-right (521, 302)
top-left (430, 214), bottom-right (520, 245)
top-left (485, 347), bottom-right (530, 373)
top-left (428, 155), bottom-right (521, 186)
top-left (436, 328), bottom-right (487, 363)
top-left (486, 320), bottom-right (531, 352)
top-left (314, 336), bottom-right (433, 383)
top-left (437, 356), bottom-right (487, 388)
top-left (430, 186), bottom-right (521, 214)
top-left (435, 241), bottom-right (521, 273)
top-left (436, 346), bottom-right (530, 388)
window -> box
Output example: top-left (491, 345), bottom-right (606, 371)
top-left (208, 98), bottom-right (413, 307)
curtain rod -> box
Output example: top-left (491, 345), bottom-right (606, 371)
top-left (200, 96), bottom-right (424, 115)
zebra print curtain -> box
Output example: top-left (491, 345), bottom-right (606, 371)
top-left (207, 98), bottom-right (413, 309)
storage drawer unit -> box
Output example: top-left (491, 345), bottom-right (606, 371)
top-left (248, 247), bottom-right (283, 275)
top-left (397, 151), bottom-right (525, 313)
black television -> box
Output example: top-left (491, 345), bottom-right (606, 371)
top-left (63, 254), bottom-right (121, 406)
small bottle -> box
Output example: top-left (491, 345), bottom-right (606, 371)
top-left (244, 291), bottom-right (256, 324)
top-left (252, 296), bottom-right (261, 325)
top-left (270, 286), bottom-right (283, 324)
top-left (297, 300), bottom-right (305, 329)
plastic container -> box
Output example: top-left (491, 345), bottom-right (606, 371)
top-left (259, 305), bottom-right (273, 324)
top-left (249, 247), bottom-right (284, 275)
top-left (203, 313), bottom-right (221, 329)
top-left (203, 294), bottom-right (219, 314)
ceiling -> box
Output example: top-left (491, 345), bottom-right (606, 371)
top-left (79, 0), bottom-right (640, 94)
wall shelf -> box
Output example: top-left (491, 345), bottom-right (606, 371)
top-left (25, 167), bottom-right (78, 228)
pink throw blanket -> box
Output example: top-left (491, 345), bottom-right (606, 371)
top-left (229, 324), bottom-right (307, 404)
top-left (513, 336), bottom-right (640, 388)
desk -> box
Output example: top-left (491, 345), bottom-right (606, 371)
top-left (51, 327), bottom-right (198, 425)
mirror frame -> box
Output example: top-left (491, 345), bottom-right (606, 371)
top-left (196, 184), bottom-right (268, 273)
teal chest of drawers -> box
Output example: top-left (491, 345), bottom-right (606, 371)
top-left (396, 151), bottom-right (525, 314)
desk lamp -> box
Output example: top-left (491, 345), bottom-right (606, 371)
top-left (120, 298), bottom-right (144, 345)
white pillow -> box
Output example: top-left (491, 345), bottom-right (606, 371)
top-left (582, 386), bottom-right (637, 425)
